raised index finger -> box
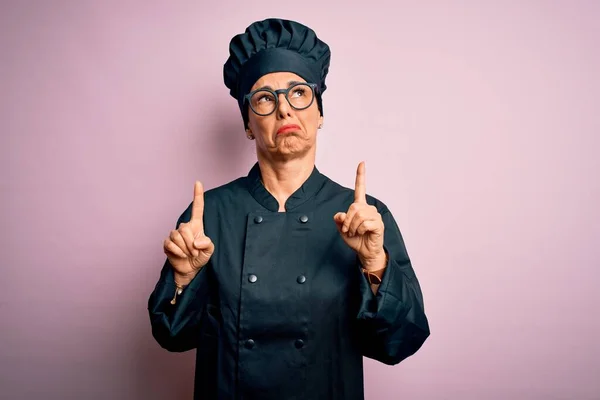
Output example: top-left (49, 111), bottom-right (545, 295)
top-left (191, 181), bottom-right (205, 234)
top-left (354, 161), bottom-right (367, 203)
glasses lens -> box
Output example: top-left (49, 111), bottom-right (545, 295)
top-left (287, 83), bottom-right (314, 110)
top-left (250, 90), bottom-right (276, 115)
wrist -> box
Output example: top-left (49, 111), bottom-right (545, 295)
top-left (170, 270), bottom-right (197, 305)
top-left (360, 250), bottom-right (389, 286)
top-left (360, 250), bottom-right (388, 271)
top-left (173, 270), bottom-right (197, 287)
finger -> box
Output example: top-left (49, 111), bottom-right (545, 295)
top-left (164, 239), bottom-right (187, 259)
top-left (348, 204), bottom-right (379, 234)
top-left (170, 229), bottom-right (191, 257)
top-left (348, 210), bottom-right (369, 237)
top-left (333, 212), bottom-right (346, 224)
top-left (349, 208), bottom-right (378, 236)
top-left (179, 224), bottom-right (199, 257)
top-left (201, 239), bottom-right (215, 256)
top-left (356, 218), bottom-right (382, 236)
top-left (193, 236), bottom-right (215, 263)
top-left (190, 181), bottom-right (205, 235)
top-left (342, 204), bottom-right (361, 233)
top-left (354, 161), bottom-right (367, 204)
top-left (333, 213), bottom-right (346, 234)
top-left (193, 235), bottom-right (213, 250)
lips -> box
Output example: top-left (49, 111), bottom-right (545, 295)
top-left (277, 124), bottom-right (301, 134)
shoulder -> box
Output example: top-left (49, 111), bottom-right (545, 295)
top-left (204, 175), bottom-right (248, 204)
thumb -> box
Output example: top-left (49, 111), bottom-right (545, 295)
top-left (333, 213), bottom-right (346, 233)
top-left (193, 236), bottom-right (212, 249)
top-left (333, 212), bottom-right (346, 224)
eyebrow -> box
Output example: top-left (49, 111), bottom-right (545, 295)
top-left (256, 80), bottom-right (302, 91)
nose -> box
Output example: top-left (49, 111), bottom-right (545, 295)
top-left (276, 91), bottom-right (292, 118)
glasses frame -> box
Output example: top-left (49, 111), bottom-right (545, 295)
top-left (244, 82), bottom-right (319, 116)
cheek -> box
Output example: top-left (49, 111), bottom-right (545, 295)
top-left (301, 107), bottom-right (321, 131)
top-left (248, 114), bottom-right (273, 137)
top-left (247, 111), bottom-right (258, 130)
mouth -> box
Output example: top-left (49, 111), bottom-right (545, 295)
top-left (277, 124), bottom-right (301, 135)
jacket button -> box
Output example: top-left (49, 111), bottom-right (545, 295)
top-left (295, 339), bottom-right (304, 349)
top-left (254, 215), bottom-right (263, 224)
top-left (297, 275), bottom-right (306, 284)
top-left (245, 339), bottom-right (255, 349)
top-left (248, 274), bottom-right (258, 283)
top-left (299, 215), bottom-right (309, 223)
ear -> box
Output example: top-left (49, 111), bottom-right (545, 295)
top-left (318, 115), bottom-right (324, 129)
top-left (245, 128), bottom-right (254, 140)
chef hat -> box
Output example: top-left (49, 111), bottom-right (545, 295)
top-left (223, 18), bottom-right (331, 128)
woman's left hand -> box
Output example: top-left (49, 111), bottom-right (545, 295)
top-left (334, 162), bottom-right (386, 270)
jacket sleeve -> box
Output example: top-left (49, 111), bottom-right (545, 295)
top-left (147, 210), bottom-right (211, 352)
top-left (355, 209), bottom-right (430, 365)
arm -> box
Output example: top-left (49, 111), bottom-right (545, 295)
top-left (148, 205), bottom-right (213, 352)
top-left (355, 210), bottom-right (430, 365)
top-left (148, 256), bottom-right (209, 352)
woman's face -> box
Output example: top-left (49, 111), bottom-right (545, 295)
top-left (246, 72), bottom-right (323, 160)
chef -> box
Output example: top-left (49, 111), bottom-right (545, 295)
top-left (148, 18), bottom-right (430, 400)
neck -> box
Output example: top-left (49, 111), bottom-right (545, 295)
top-left (256, 154), bottom-right (316, 212)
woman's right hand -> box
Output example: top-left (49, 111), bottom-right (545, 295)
top-left (163, 181), bottom-right (215, 285)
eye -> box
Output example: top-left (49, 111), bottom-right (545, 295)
top-left (291, 87), bottom-right (306, 98)
top-left (257, 93), bottom-right (275, 103)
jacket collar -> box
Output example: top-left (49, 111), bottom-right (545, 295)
top-left (246, 161), bottom-right (327, 212)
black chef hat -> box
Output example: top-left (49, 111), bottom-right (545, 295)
top-left (223, 18), bottom-right (331, 128)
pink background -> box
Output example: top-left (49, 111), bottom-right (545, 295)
top-left (1, 1), bottom-right (599, 399)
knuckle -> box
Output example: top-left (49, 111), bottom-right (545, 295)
top-left (165, 243), bottom-right (176, 255)
top-left (179, 226), bottom-right (190, 238)
top-left (179, 223), bottom-right (190, 232)
top-left (178, 224), bottom-right (189, 233)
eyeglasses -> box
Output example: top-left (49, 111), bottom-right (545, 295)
top-left (244, 82), bottom-right (318, 116)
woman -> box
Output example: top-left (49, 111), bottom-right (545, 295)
top-left (148, 18), bottom-right (430, 400)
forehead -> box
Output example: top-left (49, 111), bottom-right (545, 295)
top-left (250, 72), bottom-right (306, 91)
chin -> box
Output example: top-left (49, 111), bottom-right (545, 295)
top-left (268, 140), bottom-right (312, 159)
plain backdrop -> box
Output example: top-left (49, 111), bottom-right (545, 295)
top-left (1, 1), bottom-right (599, 399)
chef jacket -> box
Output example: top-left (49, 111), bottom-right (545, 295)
top-left (148, 162), bottom-right (430, 400)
